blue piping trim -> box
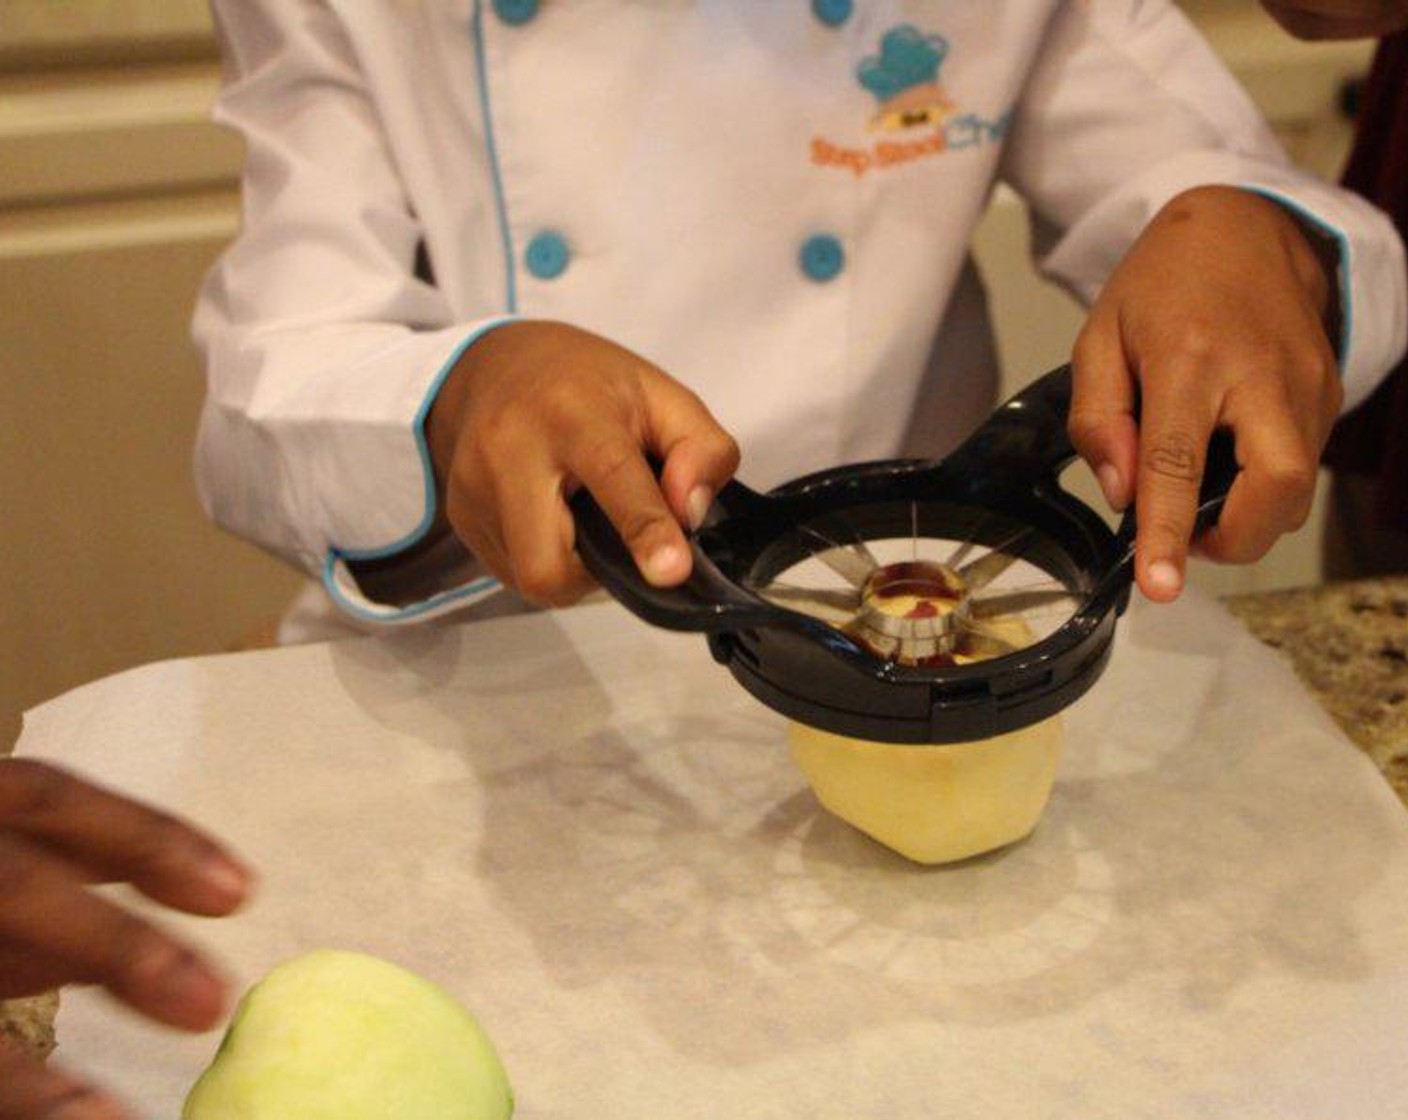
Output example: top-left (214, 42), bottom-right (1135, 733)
top-left (332, 316), bottom-right (517, 566)
top-left (319, 2), bottom-right (522, 624)
top-left (323, 554), bottom-right (501, 624)
top-left (473, 0), bottom-right (519, 314)
top-left (1241, 185), bottom-right (1354, 373)
top-left (319, 315), bottom-right (515, 619)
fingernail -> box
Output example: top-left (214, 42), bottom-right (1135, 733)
top-left (162, 951), bottom-right (221, 996)
top-left (152, 950), bottom-right (226, 1023)
top-left (686, 486), bottom-right (713, 532)
top-left (1096, 464), bottom-right (1125, 511)
top-left (1146, 560), bottom-right (1183, 597)
top-left (643, 544), bottom-right (687, 586)
top-left (202, 857), bottom-right (252, 901)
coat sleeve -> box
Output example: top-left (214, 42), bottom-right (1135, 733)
top-left (193, 0), bottom-right (512, 624)
top-left (1000, 0), bottom-right (1408, 411)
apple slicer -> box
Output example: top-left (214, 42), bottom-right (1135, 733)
top-left (571, 365), bottom-right (1237, 745)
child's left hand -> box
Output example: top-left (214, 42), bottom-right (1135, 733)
top-left (1067, 184), bottom-right (1343, 603)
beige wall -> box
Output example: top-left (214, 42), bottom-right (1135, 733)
top-left (0, 4), bottom-right (302, 742)
top-left (0, 2), bottom-right (1378, 738)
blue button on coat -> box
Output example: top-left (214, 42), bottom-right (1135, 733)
top-left (811, 0), bottom-right (853, 28)
top-left (800, 234), bottom-right (845, 282)
top-left (493, 0), bottom-right (539, 27)
top-left (525, 231), bottom-right (571, 279)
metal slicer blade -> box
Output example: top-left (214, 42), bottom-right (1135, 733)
top-left (968, 583), bottom-right (1078, 621)
top-left (954, 527), bottom-right (1035, 591)
top-left (755, 583), bottom-right (863, 627)
top-left (754, 516), bottom-right (1081, 668)
top-left (796, 524), bottom-right (881, 588)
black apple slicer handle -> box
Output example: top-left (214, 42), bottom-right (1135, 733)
top-left (932, 363), bottom-right (1079, 487)
top-left (571, 361), bottom-right (1243, 638)
top-left (571, 479), bottom-right (799, 634)
top-left (936, 363), bottom-right (1241, 620)
top-left (571, 367), bottom-right (1086, 636)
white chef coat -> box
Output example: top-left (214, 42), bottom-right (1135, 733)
top-left (193, 0), bottom-right (1408, 631)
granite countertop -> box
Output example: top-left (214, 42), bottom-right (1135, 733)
top-left (4, 578), bottom-right (1406, 1061)
top-left (1225, 576), bottom-right (1408, 808)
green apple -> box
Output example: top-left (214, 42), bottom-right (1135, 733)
top-left (183, 949), bottom-right (514, 1120)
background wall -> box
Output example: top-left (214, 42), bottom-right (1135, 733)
top-left (0, 1), bottom-right (1378, 739)
top-left (0, 1), bottom-right (304, 744)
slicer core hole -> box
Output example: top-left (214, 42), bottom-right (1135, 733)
top-left (849, 560), bottom-right (973, 666)
top-left (753, 524), bottom-right (1075, 670)
top-left (862, 561), bottom-right (964, 620)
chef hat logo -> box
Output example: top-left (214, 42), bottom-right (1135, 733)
top-left (858, 26), bottom-right (950, 104)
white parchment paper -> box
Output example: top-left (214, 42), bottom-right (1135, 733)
top-left (17, 591), bottom-right (1408, 1119)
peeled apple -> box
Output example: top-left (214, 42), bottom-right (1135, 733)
top-left (790, 714), bottom-right (1062, 864)
top-left (183, 950), bottom-right (514, 1120)
top-left (792, 614), bottom-right (1063, 864)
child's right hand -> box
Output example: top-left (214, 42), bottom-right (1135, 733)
top-left (427, 321), bottom-right (740, 607)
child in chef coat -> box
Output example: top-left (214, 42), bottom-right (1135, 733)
top-left (193, 1), bottom-right (1407, 638)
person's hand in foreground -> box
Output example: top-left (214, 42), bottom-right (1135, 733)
top-left (0, 759), bottom-right (252, 1120)
top-left (1260, 0), bottom-right (1408, 39)
top-left (427, 320), bottom-right (741, 607)
top-left (1068, 185), bottom-right (1343, 603)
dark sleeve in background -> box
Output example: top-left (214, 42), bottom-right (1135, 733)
top-left (1322, 31), bottom-right (1408, 529)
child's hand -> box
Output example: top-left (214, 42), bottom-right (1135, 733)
top-left (0, 759), bottom-right (252, 1120)
top-left (427, 321), bottom-right (740, 606)
top-left (1068, 185), bottom-right (1343, 603)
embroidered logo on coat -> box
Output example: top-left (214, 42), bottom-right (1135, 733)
top-left (812, 25), bottom-right (1010, 178)
top-left (858, 25), bottom-right (955, 132)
